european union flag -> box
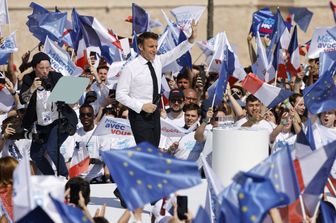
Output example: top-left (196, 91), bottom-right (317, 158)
top-left (26, 2), bottom-right (67, 43)
top-left (250, 145), bottom-right (300, 204)
top-left (303, 68), bottom-right (336, 114)
top-left (192, 206), bottom-right (211, 223)
top-left (50, 195), bottom-right (92, 223)
top-left (132, 3), bottom-right (149, 34)
top-left (17, 206), bottom-right (53, 223)
top-left (218, 183), bottom-right (240, 223)
top-left (234, 171), bottom-right (289, 223)
top-left (319, 51), bottom-right (336, 77)
top-left (101, 142), bottom-right (202, 210)
top-left (288, 7), bottom-right (313, 32)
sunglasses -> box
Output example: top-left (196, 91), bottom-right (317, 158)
top-left (171, 99), bottom-right (183, 104)
top-left (80, 113), bottom-right (93, 118)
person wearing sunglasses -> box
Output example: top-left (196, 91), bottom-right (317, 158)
top-left (163, 89), bottom-right (186, 128)
top-left (71, 104), bottom-right (107, 183)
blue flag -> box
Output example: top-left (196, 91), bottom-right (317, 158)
top-left (303, 68), bottom-right (336, 114)
top-left (251, 7), bottom-right (275, 37)
top-left (319, 51), bottom-right (336, 77)
top-left (26, 3), bottom-right (67, 43)
top-left (234, 171), bottom-right (289, 223)
top-left (320, 200), bottom-right (336, 223)
top-left (217, 183), bottom-right (241, 223)
top-left (50, 195), bottom-right (92, 223)
top-left (193, 206), bottom-right (211, 223)
top-left (0, 32), bottom-right (17, 65)
top-left (132, 31), bottom-right (139, 55)
top-left (132, 3), bottom-right (149, 34)
top-left (176, 30), bottom-right (192, 71)
top-left (305, 118), bottom-right (317, 151)
top-left (288, 7), bottom-right (313, 32)
top-left (101, 142), bottom-right (202, 210)
top-left (17, 206), bottom-right (53, 223)
top-left (250, 145), bottom-right (300, 204)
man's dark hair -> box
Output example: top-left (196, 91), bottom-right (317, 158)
top-left (176, 69), bottom-right (191, 82)
top-left (246, 94), bottom-right (260, 104)
top-left (79, 103), bottom-right (94, 114)
top-left (137, 32), bottom-right (159, 46)
top-left (65, 177), bottom-right (91, 205)
top-left (183, 103), bottom-right (201, 116)
top-left (97, 65), bottom-right (109, 73)
top-left (289, 93), bottom-right (303, 106)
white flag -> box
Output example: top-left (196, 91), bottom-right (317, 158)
top-left (13, 150), bottom-right (33, 221)
top-left (0, 0), bottom-right (9, 25)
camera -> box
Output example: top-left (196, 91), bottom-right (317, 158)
top-left (39, 76), bottom-right (53, 91)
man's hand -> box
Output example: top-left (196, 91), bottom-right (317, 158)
top-left (142, 103), bottom-right (157, 113)
top-left (3, 124), bottom-right (16, 140)
top-left (188, 20), bottom-right (197, 43)
top-left (21, 51), bottom-right (31, 65)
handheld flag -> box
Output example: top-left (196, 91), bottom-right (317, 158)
top-left (101, 142), bottom-right (201, 210)
top-left (234, 171), bottom-right (289, 223)
top-left (287, 26), bottom-right (300, 75)
top-left (68, 142), bottom-right (90, 178)
top-left (17, 206), bottom-right (53, 223)
top-left (132, 3), bottom-right (149, 34)
top-left (242, 73), bottom-right (293, 109)
top-left (303, 69), bottom-right (336, 114)
top-left (288, 7), bottom-right (313, 32)
top-left (50, 195), bottom-right (92, 223)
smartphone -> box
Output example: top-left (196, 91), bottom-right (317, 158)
top-left (177, 195), bottom-right (188, 220)
top-left (0, 78), bottom-right (5, 84)
top-left (70, 183), bottom-right (80, 205)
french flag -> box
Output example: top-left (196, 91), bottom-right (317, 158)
top-left (69, 143), bottom-right (90, 178)
top-left (242, 73), bottom-right (293, 108)
top-left (293, 140), bottom-right (336, 194)
top-left (71, 9), bottom-right (122, 67)
top-left (287, 26), bottom-right (301, 76)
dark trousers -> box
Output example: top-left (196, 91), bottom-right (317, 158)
top-left (30, 122), bottom-right (69, 177)
top-left (128, 109), bottom-right (161, 147)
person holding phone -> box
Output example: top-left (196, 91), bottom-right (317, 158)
top-left (116, 21), bottom-right (198, 147)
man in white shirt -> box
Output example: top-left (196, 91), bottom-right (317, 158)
top-left (236, 95), bottom-right (274, 134)
top-left (116, 22), bottom-right (197, 147)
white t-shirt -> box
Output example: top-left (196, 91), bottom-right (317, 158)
top-left (236, 117), bottom-right (275, 134)
top-left (271, 131), bottom-right (297, 153)
top-left (166, 112), bottom-right (185, 128)
top-left (72, 126), bottom-right (105, 180)
top-left (174, 131), bottom-right (204, 162)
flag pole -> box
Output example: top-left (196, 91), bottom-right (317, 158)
top-left (29, 43), bottom-right (40, 52)
top-left (310, 194), bottom-right (323, 223)
top-left (192, 51), bottom-right (204, 65)
top-left (299, 194), bottom-right (308, 222)
top-left (210, 92), bottom-right (216, 108)
top-left (327, 178), bottom-right (336, 195)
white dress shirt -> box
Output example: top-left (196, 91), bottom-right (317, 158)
top-left (116, 40), bottom-right (193, 113)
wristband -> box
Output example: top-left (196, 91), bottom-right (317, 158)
top-left (11, 91), bottom-right (17, 96)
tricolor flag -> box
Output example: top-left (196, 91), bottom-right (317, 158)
top-left (131, 3), bottom-right (149, 34)
top-left (68, 142), bottom-right (90, 178)
top-left (293, 140), bottom-right (336, 194)
top-left (242, 73), bottom-right (293, 109)
top-left (287, 26), bottom-right (301, 75)
top-left (330, 1), bottom-right (336, 23)
top-left (71, 9), bottom-right (121, 67)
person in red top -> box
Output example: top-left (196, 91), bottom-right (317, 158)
top-left (0, 156), bottom-right (18, 221)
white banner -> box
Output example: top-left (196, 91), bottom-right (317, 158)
top-left (170, 5), bottom-right (205, 36)
top-left (93, 116), bottom-right (133, 137)
top-left (160, 118), bottom-right (195, 137)
top-left (43, 36), bottom-right (83, 76)
top-left (307, 27), bottom-right (336, 59)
